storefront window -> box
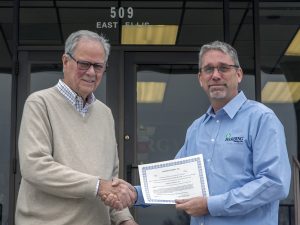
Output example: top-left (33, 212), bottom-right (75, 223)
top-left (260, 2), bottom-right (300, 224)
top-left (0, 74), bottom-right (12, 225)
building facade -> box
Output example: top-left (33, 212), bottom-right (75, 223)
top-left (0, 0), bottom-right (299, 224)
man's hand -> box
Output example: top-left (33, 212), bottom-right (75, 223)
top-left (99, 178), bottom-right (137, 210)
top-left (119, 219), bottom-right (139, 225)
top-left (175, 197), bottom-right (209, 217)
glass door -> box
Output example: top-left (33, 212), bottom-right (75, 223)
top-left (124, 52), bottom-right (208, 225)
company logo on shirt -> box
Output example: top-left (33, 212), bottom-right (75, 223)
top-left (225, 133), bottom-right (244, 143)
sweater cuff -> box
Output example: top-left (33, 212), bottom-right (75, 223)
top-left (110, 207), bottom-right (133, 225)
top-left (85, 176), bottom-right (100, 199)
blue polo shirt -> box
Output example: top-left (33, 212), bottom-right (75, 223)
top-left (135, 91), bottom-right (291, 225)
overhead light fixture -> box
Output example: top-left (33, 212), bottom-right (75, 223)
top-left (262, 81), bottom-right (300, 103)
top-left (137, 82), bottom-right (166, 103)
top-left (285, 29), bottom-right (300, 56)
top-left (121, 25), bottom-right (178, 45)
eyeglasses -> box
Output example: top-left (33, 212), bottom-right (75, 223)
top-left (200, 64), bottom-right (239, 75)
top-left (67, 53), bottom-right (106, 73)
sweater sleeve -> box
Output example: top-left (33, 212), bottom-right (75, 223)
top-left (18, 97), bottom-right (98, 199)
top-left (110, 207), bottom-right (134, 225)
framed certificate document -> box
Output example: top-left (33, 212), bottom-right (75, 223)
top-left (138, 154), bottom-right (209, 204)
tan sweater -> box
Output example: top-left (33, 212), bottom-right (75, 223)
top-left (15, 87), bottom-right (133, 225)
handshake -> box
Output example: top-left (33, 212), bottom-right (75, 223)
top-left (98, 178), bottom-right (137, 210)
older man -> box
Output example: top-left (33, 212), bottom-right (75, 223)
top-left (15, 30), bottom-right (137, 225)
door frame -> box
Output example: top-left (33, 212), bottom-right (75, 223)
top-left (123, 52), bottom-right (199, 222)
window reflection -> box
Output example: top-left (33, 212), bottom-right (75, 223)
top-left (137, 69), bottom-right (208, 164)
top-left (0, 74), bottom-right (12, 225)
top-left (260, 5), bottom-right (300, 223)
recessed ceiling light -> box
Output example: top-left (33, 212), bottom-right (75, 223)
top-left (137, 82), bottom-right (166, 103)
top-left (262, 81), bottom-right (300, 103)
top-left (122, 25), bottom-right (178, 45)
top-left (285, 29), bottom-right (300, 56)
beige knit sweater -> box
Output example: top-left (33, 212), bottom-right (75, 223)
top-left (15, 87), bottom-right (133, 225)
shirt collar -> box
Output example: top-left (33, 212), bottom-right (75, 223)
top-left (56, 79), bottom-right (77, 105)
top-left (204, 91), bottom-right (247, 122)
top-left (56, 79), bottom-right (96, 115)
top-left (56, 79), bottom-right (95, 103)
top-left (223, 91), bottom-right (247, 119)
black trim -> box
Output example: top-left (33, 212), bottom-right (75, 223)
top-left (252, 0), bottom-right (261, 101)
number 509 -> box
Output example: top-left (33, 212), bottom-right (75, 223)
top-left (110, 7), bottom-right (133, 19)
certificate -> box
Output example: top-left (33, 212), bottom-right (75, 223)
top-left (138, 154), bottom-right (209, 204)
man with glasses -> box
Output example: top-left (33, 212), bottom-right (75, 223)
top-left (15, 30), bottom-right (137, 225)
top-left (172, 40), bottom-right (291, 225)
top-left (104, 41), bottom-right (291, 225)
